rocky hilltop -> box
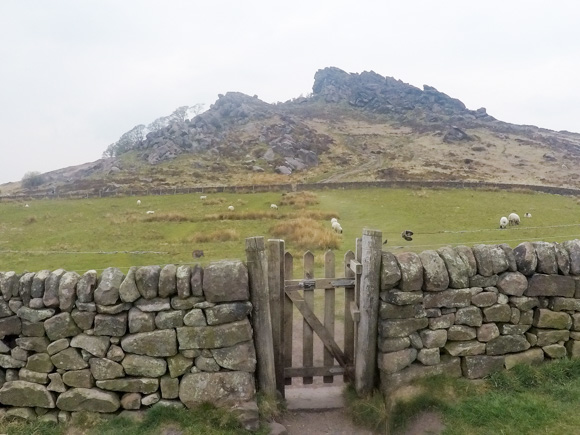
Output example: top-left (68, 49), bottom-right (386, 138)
top-left (5, 67), bottom-right (580, 195)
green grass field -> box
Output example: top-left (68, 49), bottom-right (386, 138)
top-left (1, 187), bottom-right (579, 274)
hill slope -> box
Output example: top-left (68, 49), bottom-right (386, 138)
top-left (4, 67), bottom-right (580, 196)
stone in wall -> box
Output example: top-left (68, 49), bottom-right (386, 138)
top-left (562, 239), bottom-right (580, 275)
top-left (498, 244), bottom-right (517, 272)
top-left (43, 269), bottom-right (66, 308)
top-left (423, 289), bottom-right (471, 309)
top-left (381, 290), bottom-right (423, 306)
top-left (205, 302), bottom-right (252, 325)
top-left (553, 242), bottom-right (571, 275)
top-left (176, 265), bottom-right (192, 299)
top-left (76, 270), bottom-right (97, 303)
top-left (58, 271), bottom-right (79, 312)
top-left (19, 272), bottom-right (35, 306)
top-left (96, 378), bottom-right (159, 394)
top-left (532, 242), bottom-right (558, 275)
top-left (177, 319), bottom-right (253, 349)
top-left (379, 318), bottom-right (429, 338)
top-left (472, 245), bottom-right (495, 277)
top-left (496, 272), bottom-right (527, 296)
top-left (94, 268), bottom-right (124, 306)
top-left (0, 381), bottom-right (55, 408)
top-left (453, 246), bottom-right (477, 277)
top-left (419, 250), bottom-right (449, 291)
top-left (179, 372), bottom-right (255, 407)
top-left (120, 330), bottom-right (177, 357)
top-left (191, 265), bottom-right (203, 297)
top-left (135, 266), bottom-right (161, 300)
top-left (119, 267), bottom-right (140, 303)
top-left (525, 274), bottom-right (575, 297)
top-left (395, 252), bottom-right (423, 292)
top-left (56, 388), bottom-right (120, 413)
top-left (1, 272), bottom-right (19, 301)
top-left (381, 252), bottom-right (401, 290)
top-left (532, 309), bottom-right (572, 330)
top-left (513, 242), bottom-right (537, 276)
top-left (378, 348), bottom-right (417, 374)
top-left (461, 355), bottom-right (504, 379)
top-left (437, 247), bottom-right (469, 289)
top-left (159, 264), bottom-right (177, 298)
top-left (486, 335), bottom-right (530, 355)
top-left (202, 260), bottom-right (249, 302)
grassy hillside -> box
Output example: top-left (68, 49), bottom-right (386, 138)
top-left (1, 187), bottom-right (579, 274)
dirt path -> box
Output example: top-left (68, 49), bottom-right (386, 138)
top-left (279, 409), bottom-right (375, 435)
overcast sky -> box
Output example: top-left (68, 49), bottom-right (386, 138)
top-left (1, 1), bottom-right (579, 184)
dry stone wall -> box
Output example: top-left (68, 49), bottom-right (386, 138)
top-left (0, 260), bottom-right (257, 422)
top-left (379, 240), bottom-right (580, 394)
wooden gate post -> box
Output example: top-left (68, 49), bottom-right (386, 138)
top-left (355, 229), bottom-right (382, 396)
top-left (267, 239), bottom-right (285, 397)
top-left (245, 237), bottom-right (277, 397)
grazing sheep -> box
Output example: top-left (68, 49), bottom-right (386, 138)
top-left (524, 212), bottom-right (532, 218)
top-left (332, 221), bottom-right (343, 234)
top-left (24, 204), bottom-right (29, 208)
top-left (192, 249), bottom-right (204, 258)
top-left (200, 195), bottom-right (207, 200)
top-left (270, 204), bottom-right (278, 210)
top-left (508, 213), bottom-right (520, 226)
top-left (401, 230), bottom-right (414, 241)
top-left (137, 200), bottom-right (141, 206)
top-left (499, 216), bottom-right (508, 229)
top-left (146, 210), bottom-right (155, 214)
top-left (330, 218), bottom-right (338, 224)
top-left (228, 205), bottom-right (234, 211)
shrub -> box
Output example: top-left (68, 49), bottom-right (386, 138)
top-left (21, 171), bottom-right (45, 188)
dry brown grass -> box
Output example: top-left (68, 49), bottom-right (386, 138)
top-left (23, 216), bottom-right (37, 225)
top-left (269, 217), bottom-right (341, 250)
top-left (144, 212), bottom-right (190, 222)
top-left (187, 229), bottom-right (240, 243)
top-left (204, 211), bottom-right (280, 221)
top-left (279, 191), bottom-right (319, 207)
top-left (201, 197), bottom-right (227, 206)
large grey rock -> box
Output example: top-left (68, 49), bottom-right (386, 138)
top-left (454, 307), bottom-right (483, 327)
top-left (47, 373), bottom-right (66, 393)
top-left (58, 271), bottom-right (80, 312)
top-left (509, 296), bottom-right (539, 311)
top-left (419, 329), bottom-right (447, 348)
top-left (106, 345), bottom-right (125, 363)
top-left (428, 313), bottom-right (455, 330)
top-left (533, 329), bottom-right (570, 346)
top-left (177, 319), bottom-right (253, 349)
top-left (423, 289), bottom-right (471, 309)
top-left (122, 354), bottom-right (167, 377)
top-left (525, 274), bottom-right (575, 297)
top-left (25, 353), bottom-right (54, 373)
top-left (121, 330), bottom-right (177, 356)
top-left (96, 378), bottom-right (159, 394)
top-left (543, 344), bottom-right (567, 359)
top-left (190, 265), bottom-right (203, 297)
top-left (471, 291), bottom-right (497, 307)
top-left (378, 337), bottom-right (411, 352)
top-left (498, 244), bottom-right (518, 272)
top-left (195, 356), bottom-right (220, 372)
top-left (51, 348), bottom-right (88, 370)
top-left (71, 309), bottom-right (95, 330)
top-left (437, 246), bottom-right (469, 288)
top-left (94, 313), bottom-right (127, 336)
top-left (159, 264), bottom-right (177, 298)
top-left (160, 375), bottom-right (179, 399)
top-left (379, 318), bottom-right (428, 338)
top-left (43, 269), bottom-right (66, 308)
top-left (176, 265), bottom-right (192, 299)
top-left (212, 341), bottom-right (257, 372)
top-left (483, 304), bottom-right (512, 322)
top-left (70, 334), bottom-right (110, 358)
top-left (203, 260), bottom-right (249, 302)
top-left (461, 355), bottom-right (505, 379)
top-left (89, 358), bottom-right (125, 380)
top-left (56, 388), bottom-right (120, 413)
top-left (486, 335), bottom-right (530, 355)
top-left (419, 250), bottom-right (449, 291)
top-left (22, 319), bottom-right (45, 337)
top-left (0, 381), bottom-right (55, 408)
top-left (562, 240), bottom-right (580, 275)
top-left (380, 302), bottom-right (424, 320)
top-left (477, 323), bottom-right (500, 342)
top-left (395, 252), bottom-right (423, 291)
top-left (444, 341), bottom-right (486, 356)
top-left (0, 272), bottom-right (19, 301)
top-left (119, 267), bottom-right (140, 303)
top-left (120, 392), bottom-right (141, 410)
top-left (513, 242), bottom-right (538, 276)
top-left (17, 306), bottom-right (55, 323)
top-left (381, 290), bottom-right (423, 306)
top-left (205, 302), bottom-right (252, 325)
top-left (0, 354), bottom-right (26, 368)
top-left (532, 309), bottom-right (572, 329)
top-left (135, 266), bottom-right (161, 300)
top-left (417, 348), bottom-right (440, 366)
top-left (472, 245), bottom-right (494, 277)
top-left (19, 272), bottom-right (35, 305)
top-left (179, 372), bottom-right (255, 407)
top-left (496, 272), bottom-right (528, 296)
top-left (469, 274), bottom-right (498, 288)
top-left (381, 251), bottom-right (401, 290)
top-left (489, 245), bottom-right (509, 274)
top-left (16, 336), bottom-right (49, 353)
top-left (549, 297), bottom-right (580, 312)
top-left (454, 246), bottom-right (477, 277)
top-left (378, 348), bottom-right (417, 374)
top-left (94, 268), bottom-right (124, 306)
top-left (171, 296), bottom-right (205, 310)
top-left (44, 313), bottom-right (81, 341)
top-left (0, 316), bottom-right (21, 335)
top-left (128, 308), bottom-right (155, 333)
top-left (554, 243), bottom-right (571, 275)
top-left (447, 325), bottom-right (477, 341)
top-left (31, 270), bottom-right (50, 299)
top-left (533, 242), bottom-right (558, 274)
top-left (134, 297), bottom-right (171, 312)
top-left (62, 369), bottom-right (94, 388)
top-left (76, 270), bottom-right (97, 303)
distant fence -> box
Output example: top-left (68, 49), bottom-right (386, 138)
top-left (2, 180), bottom-right (580, 201)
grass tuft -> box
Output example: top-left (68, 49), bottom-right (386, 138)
top-left (343, 386), bottom-right (388, 433)
top-left (269, 217), bottom-right (341, 250)
top-left (279, 191), bottom-right (319, 207)
top-left (23, 216), bottom-right (37, 225)
top-left (188, 229), bottom-right (240, 243)
top-left (144, 212), bottom-right (190, 222)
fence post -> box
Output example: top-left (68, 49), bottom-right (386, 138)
top-left (245, 237), bottom-right (277, 397)
top-left (355, 229), bottom-right (382, 396)
top-left (267, 239), bottom-right (285, 397)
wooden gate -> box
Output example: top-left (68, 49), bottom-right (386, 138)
top-left (266, 239), bottom-right (363, 397)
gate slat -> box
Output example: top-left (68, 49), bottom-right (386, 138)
top-left (302, 251), bottom-right (314, 384)
top-left (267, 239), bottom-right (284, 397)
top-left (343, 250), bottom-right (355, 382)
top-left (283, 251), bottom-right (293, 385)
top-left (323, 250), bottom-right (335, 383)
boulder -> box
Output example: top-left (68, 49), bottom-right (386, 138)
top-left (525, 274), bottom-right (574, 297)
top-left (76, 270), bottom-right (98, 303)
top-left (379, 318), bottom-right (429, 338)
top-left (513, 242), bottom-right (537, 276)
top-left (496, 272), bottom-right (528, 296)
top-left (177, 319), bottom-right (253, 349)
top-left (122, 354), bottom-right (167, 377)
top-left (553, 242), bottom-right (571, 275)
top-left (0, 381), bottom-right (55, 408)
top-left (203, 260), bottom-right (249, 302)
top-left (212, 341), bottom-right (257, 372)
top-left (96, 378), bottom-right (159, 394)
top-left (378, 348), bottom-right (417, 374)
top-left (70, 334), bottom-right (110, 358)
top-left (532, 309), bottom-right (572, 330)
top-left (121, 330), bottom-right (177, 357)
top-left (461, 355), bottom-right (505, 379)
top-left (94, 313), bottom-right (127, 336)
top-left (56, 388), bottom-right (120, 413)
top-left (533, 242), bottom-right (558, 274)
top-left (472, 245), bottom-right (494, 276)
top-left (204, 302), bottom-right (252, 325)
top-left (486, 335), bottom-right (530, 355)
top-left (423, 289), bottom-right (471, 309)
top-left (562, 239), bottom-right (580, 275)
top-left (44, 313), bottom-right (81, 341)
top-left (31, 270), bottom-right (50, 299)
top-left (176, 265), bottom-right (192, 299)
top-left (179, 372), bottom-right (255, 407)
top-left (89, 358), bottom-right (125, 380)
top-left (58, 271), bottom-right (80, 312)
top-left (43, 269), bottom-right (66, 308)
top-left (454, 246), bottom-right (477, 277)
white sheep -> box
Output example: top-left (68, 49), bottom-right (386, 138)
top-left (200, 195), bottom-right (207, 200)
top-left (137, 200), bottom-right (141, 206)
top-left (330, 218), bottom-right (338, 224)
top-left (524, 212), bottom-right (532, 218)
top-left (332, 221), bottom-right (343, 233)
top-left (508, 213), bottom-right (520, 226)
top-left (146, 210), bottom-right (155, 214)
top-left (24, 204), bottom-right (29, 208)
top-left (499, 216), bottom-right (508, 229)
top-left (228, 205), bottom-right (234, 211)
top-left (270, 204), bottom-right (278, 210)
